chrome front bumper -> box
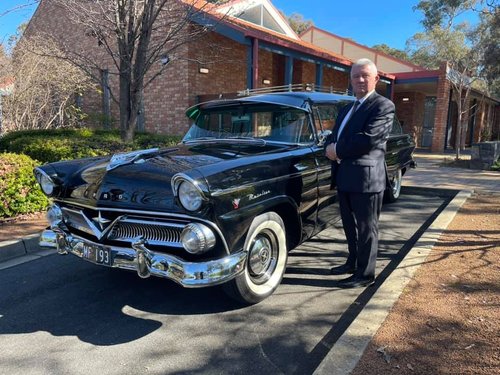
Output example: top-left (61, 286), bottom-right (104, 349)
top-left (40, 229), bottom-right (247, 287)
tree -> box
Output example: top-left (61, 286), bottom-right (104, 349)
top-left (409, 0), bottom-right (498, 159)
top-left (0, 44), bottom-right (9, 77)
top-left (33, 0), bottom-right (225, 142)
top-left (3, 36), bottom-right (93, 132)
top-left (371, 43), bottom-right (412, 62)
top-left (285, 12), bottom-right (313, 35)
top-left (475, 4), bottom-right (500, 97)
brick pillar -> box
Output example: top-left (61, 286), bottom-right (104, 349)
top-left (432, 62), bottom-right (450, 153)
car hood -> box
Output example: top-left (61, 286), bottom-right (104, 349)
top-left (42, 141), bottom-right (299, 212)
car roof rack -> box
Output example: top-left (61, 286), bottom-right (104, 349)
top-left (237, 83), bottom-right (350, 97)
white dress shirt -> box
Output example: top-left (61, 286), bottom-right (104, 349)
top-left (337, 90), bottom-right (375, 139)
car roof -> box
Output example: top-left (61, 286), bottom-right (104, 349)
top-left (186, 91), bottom-right (355, 118)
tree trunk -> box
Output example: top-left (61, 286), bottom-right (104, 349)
top-left (455, 95), bottom-right (462, 160)
top-left (119, 71), bottom-right (133, 143)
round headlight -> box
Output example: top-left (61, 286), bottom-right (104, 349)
top-left (181, 223), bottom-right (216, 254)
top-left (40, 174), bottom-right (55, 195)
top-left (178, 181), bottom-right (203, 211)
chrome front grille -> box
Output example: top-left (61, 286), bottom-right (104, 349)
top-left (108, 219), bottom-right (184, 247)
top-left (60, 206), bottom-right (186, 248)
top-left (62, 207), bottom-right (98, 237)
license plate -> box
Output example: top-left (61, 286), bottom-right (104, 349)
top-left (81, 243), bottom-right (112, 266)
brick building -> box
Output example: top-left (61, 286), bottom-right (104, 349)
top-left (24, 0), bottom-right (499, 152)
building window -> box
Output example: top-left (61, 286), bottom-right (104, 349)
top-left (238, 5), bottom-right (286, 35)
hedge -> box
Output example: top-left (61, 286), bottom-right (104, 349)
top-left (0, 153), bottom-right (49, 218)
top-left (0, 128), bottom-right (182, 163)
top-left (0, 129), bottom-right (183, 218)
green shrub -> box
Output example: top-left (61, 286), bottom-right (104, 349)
top-left (0, 128), bottom-right (182, 163)
top-left (491, 158), bottom-right (500, 172)
top-left (0, 153), bottom-right (49, 218)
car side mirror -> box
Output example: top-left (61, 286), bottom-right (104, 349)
top-left (317, 130), bottom-right (332, 147)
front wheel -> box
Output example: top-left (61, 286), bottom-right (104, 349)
top-left (224, 212), bottom-right (287, 304)
top-left (384, 168), bottom-right (402, 203)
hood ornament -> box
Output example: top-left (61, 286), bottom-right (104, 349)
top-left (107, 148), bottom-right (159, 171)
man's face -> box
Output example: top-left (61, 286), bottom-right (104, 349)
top-left (350, 64), bottom-right (379, 99)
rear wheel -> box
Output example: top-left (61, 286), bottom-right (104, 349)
top-left (224, 212), bottom-right (287, 304)
top-left (385, 168), bottom-right (402, 203)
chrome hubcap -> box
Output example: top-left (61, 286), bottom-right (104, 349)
top-left (392, 171), bottom-right (402, 196)
top-left (248, 233), bottom-right (276, 283)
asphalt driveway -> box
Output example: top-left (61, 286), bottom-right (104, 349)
top-left (0, 187), bottom-right (455, 375)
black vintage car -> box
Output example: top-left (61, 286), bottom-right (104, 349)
top-left (36, 92), bottom-right (415, 304)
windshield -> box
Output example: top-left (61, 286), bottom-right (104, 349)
top-left (183, 104), bottom-right (313, 144)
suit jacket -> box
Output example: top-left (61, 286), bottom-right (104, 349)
top-left (326, 92), bottom-right (394, 193)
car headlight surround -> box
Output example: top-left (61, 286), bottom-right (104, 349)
top-left (172, 174), bottom-right (207, 212)
top-left (34, 167), bottom-right (57, 196)
top-left (181, 223), bottom-right (216, 254)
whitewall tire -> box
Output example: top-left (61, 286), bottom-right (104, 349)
top-left (224, 212), bottom-right (287, 304)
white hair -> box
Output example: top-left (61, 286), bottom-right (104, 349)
top-left (352, 58), bottom-right (378, 74)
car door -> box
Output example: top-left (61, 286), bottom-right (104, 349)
top-left (310, 104), bottom-right (343, 234)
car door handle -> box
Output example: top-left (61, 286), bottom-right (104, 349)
top-left (294, 163), bottom-right (308, 171)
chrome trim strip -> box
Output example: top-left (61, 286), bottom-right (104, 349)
top-left (34, 167), bottom-right (54, 183)
top-left (40, 230), bottom-right (246, 288)
top-left (52, 201), bottom-right (230, 254)
top-left (171, 173), bottom-right (209, 200)
top-left (210, 169), bottom-right (317, 197)
top-left (61, 206), bottom-right (122, 240)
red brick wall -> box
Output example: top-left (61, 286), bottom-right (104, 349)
top-left (272, 54), bottom-right (286, 86)
top-left (188, 32), bottom-right (247, 100)
top-left (258, 49), bottom-right (274, 87)
top-left (432, 62), bottom-right (451, 152)
top-left (143, 31), bottom-right (249, 135)
top-left (394, 92), bottom-right (425, 144)
top-left (299, 61), bottom-right (316, 84)
top-left (323, 67), bottom-right (349, 92)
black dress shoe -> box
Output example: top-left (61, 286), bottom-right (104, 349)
top-left (337, 275), bottom-right (375, 288)
top-left (330, 264), bottom-right (356, 275)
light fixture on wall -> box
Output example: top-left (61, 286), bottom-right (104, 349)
top-left (402, 97), bottom-right (410, 102)
top-left (160, 55), bottom-right (170, 66)
top-left (262, 79), bottom-right (271, 85)
top-left (199, 67), bottom-right (209, 74)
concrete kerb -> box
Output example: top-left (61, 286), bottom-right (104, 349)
top-left (0, 233), bottom-right (42, 262)
top-left (313, 189), bottom-right (473, 375)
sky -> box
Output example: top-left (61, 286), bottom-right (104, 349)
top-left (0, 0), bottom-right (480, 51)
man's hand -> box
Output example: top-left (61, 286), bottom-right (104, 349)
top-left (325, 143), bottom-right (339, 161)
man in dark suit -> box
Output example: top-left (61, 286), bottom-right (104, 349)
top-left (325, 58), bottom-right (394, 288)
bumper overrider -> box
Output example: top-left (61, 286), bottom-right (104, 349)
top-left (40, 227), bottom-right (248, 288)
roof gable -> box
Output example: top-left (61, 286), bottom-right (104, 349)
top-left (215, 0), bottom-right (299, 40)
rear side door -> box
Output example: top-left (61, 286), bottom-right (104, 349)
top-left (386, 116), bottom-right (415, 176)
top-left (310, 104), bottom-right (345, 233)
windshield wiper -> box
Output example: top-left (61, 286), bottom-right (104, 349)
top-left (182, 137), bottom-right (215, 143)
top-left (184, 136), bottom-right (267, 146)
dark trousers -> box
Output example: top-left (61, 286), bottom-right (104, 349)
top-left (338, 190), bottom-right (384, 278)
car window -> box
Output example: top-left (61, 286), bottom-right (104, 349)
top-left (391, 116), bottom-right (403, 135)
top-left (183, 105), bottom-right (313, 144)
top-left (313, 102), bottom-right (351, 132)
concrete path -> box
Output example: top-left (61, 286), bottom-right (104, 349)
top-left (403, 150), bottom-right (499, 193)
